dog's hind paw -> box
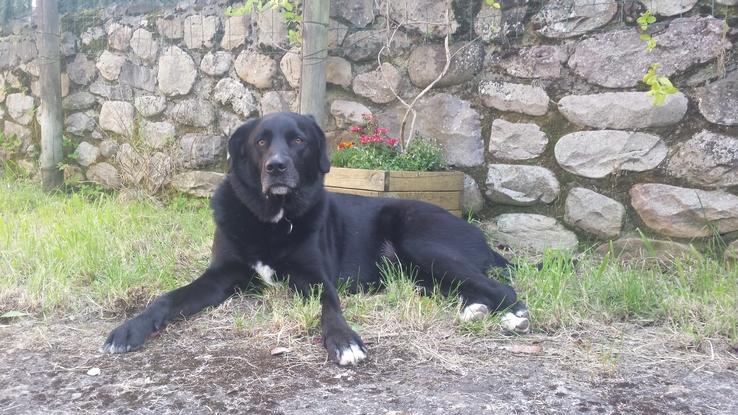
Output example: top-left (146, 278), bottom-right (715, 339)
top-left (460, 303), bottom-right (489, 322)
top-left (337, 343), bottom-right (367, 366)
top-left (500, 310), bottom-right (530, 334)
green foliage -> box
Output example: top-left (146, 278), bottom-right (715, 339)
top-left (226, 0), bottom-right (302, 45)
top-left (636, 10), bottom-right (656, 31)
top-left (643, 63), bottom-right (679, 106)
top-left (331, 115), bottom-right (446, 172)
top-left (484, 0), bottom-right (501, 9)
top-left (0, 131), bottom-right (22, 153)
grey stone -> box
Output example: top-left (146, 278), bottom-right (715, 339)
top-left (107, 23), bottom-right (133, 51)
top-left (381, 0), bottom-right (458, 37)
top-left (200, 51), bottom-right (233, 76)
top-left (280, 50), bottom-right (302, 89)
top-left (407, 41), bottom-right (484, 88)
top-left (330, 100), bottom-right (371, 129)
top-left (2, 121), bottom-right (32, 152)
top-left (99, 101), bottom-right (135, 137)
top-left (5, 93), bottom-right (34, 125)
top-left (696, 70), bottom-right (738, 126)
top-left (488, 119), bottom-right (547, 160)
top-left (80, 26), bottom-right (105, 46)
top-left (116, 143), bottom-right (146, 185)
top-left (0, 38), bottom-right (36, 70)
top-left (67, 54), bottom-right (97, 85)
top-left (630, 183), bottom-right (738, 238)
top-left (479, 81), bottom-right (549, 116)
top-left (221, 15), bottom-right (251, 50)
top-left (130, 28), bottom-right (158, 63)
top-left (75, 142), bottom-right (100, 167)
top-left (96, 50), bottom-right (126, 81)
top-left (414, 94), bottom-right (484, 167)
top-left (213, 77), bottom-right (256, 117)
top-left (343, 30), bottom-right (409, 62)
top-left (474, 1), bottom-right (527, 43)
top-left (497, 45), bottom-right (564, 79)
top-left (63, 92), bottom-right (97, 111)
top-left (99, 140), bottom-right (119, 159)
top-left (60, 32), bottom-right (77, 57)
top-left (595, 237), bottom-right (700, 264)
top-left (564, 188), bottom-right (624, 238)
top-left (642, 0), bottom-right (698, 16)
top-left (183, 15), bottom-right (220, 49)
top-left (158, 46), bottom-right (197, 96)
top-left (219, 111), bottom-right (243, 137)
top-left (86, 162), bottom-right (120, 189)
top-left (486, 164), bottom-right (560, 206)
top-left (235, 50), bottom-right (277, 89)
top-left (485, 214), bottom-right (579, 254)
top-left (119, 61), bottom-right (157, 92)
top-left (90, 80), bottom-right (133, 101)
top-left (257, 8), bottom-right (287, 48)
top-left (178, 133), bottom-right (227, 168)
top-left (532, 0), bottom-right (617, 38)
top-left (260, 91), bottom-right (298, 115)
top-left (462, 174), bottom-right (484, 215)
top-left (352, 63), bottom-right (400, 104)
top-left (156, 16), bottom-right (184, 39)
top-left (558, 92), bottom-right (688, 129)
top-left (568, 16), bottom-right (732, 88)
top-left (555, 131), bottom-right (667, 179)
top-left (326, 56), bottom-right (352, 88)
top-left (65, 112), bottom-right (95, 136)
top-left (666, 130), bottom-right (738, 188)
top-left (168, 99), bottom-right (215, 128)
top-left (328, 19), bottom-right (348, 49)
top-left (0, 73), bottom-right (5, 102)
top-left (331, 0), bottom-right (374, 28)
top-left (170, 171), bottom-right (225, 197)
top-left (140, 120), bottom-right (176, 150)
top-left (134, 95), bottom-right (167, 117)
top-left (717, 0), bottom-right (738, 4)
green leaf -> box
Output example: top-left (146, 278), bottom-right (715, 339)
top-left (1, 310), bottom-right (29, 319)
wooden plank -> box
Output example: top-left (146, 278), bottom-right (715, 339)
top-left (324, 167), bottom-right (387, 191)
top-left (387, 171), bottom-right (464, 192)
top-left (326, 187), bottom-right (461, 211)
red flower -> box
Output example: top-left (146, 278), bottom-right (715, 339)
top-left (337, 141), bottom-right (354, 149)
top-left (359, 135), bottom-right (370, 144)
top-left (375, 127), bottom-right (390, 135)
top-left (350, 125), bottom-right (363, 133)
top-left (386, 138), bottom-right (398, 146)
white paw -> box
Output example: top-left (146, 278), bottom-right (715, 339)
top-left (337, 343), bottom-right (366, 366)
top-left (500, 310), bottom-right (530, 333)
top-left (100, 343), bottom-right (131, 354)
top-left (460, 303), bottom-right (489, 322)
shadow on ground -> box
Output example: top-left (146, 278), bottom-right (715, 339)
top-left (1, 297), bottom-right (736, 414)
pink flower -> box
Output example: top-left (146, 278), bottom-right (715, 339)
top-left (359, 135), bottom-right (370, 144)
top-left (350, 125), bottom-right (363, 133)
top-left (361, 113), bottom-right (374, 121)
top-left (375, 127), bottom-right (390, 135)
top-left (386, 138), bottom-right (398, 146)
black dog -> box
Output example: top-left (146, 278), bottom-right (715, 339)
top-left (103, 112), bottom-right (529, 365)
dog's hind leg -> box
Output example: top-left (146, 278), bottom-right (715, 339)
top-left (395, 240), bottom-right (530, 333)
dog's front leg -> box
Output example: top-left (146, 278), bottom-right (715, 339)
top-left (290, 270), bottom-right (367, 366)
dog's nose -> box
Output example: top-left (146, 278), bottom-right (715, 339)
top-left (265, 156), bottom-right (288, 174)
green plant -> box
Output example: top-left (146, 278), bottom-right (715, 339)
top-left (0, 131), bottom-right (22, 153)
top-left (484, 0), bottom-right (501, 9)
top-left (226, 0), bottom-right (302, 46)
top-left (331, 114), bottom-right (447, 172)
top-left (637, 10), bottom-right (657, 52)
top-left (643, 63), bottom-right (679, 106)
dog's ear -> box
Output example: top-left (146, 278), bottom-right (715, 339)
top-left (228, 118), bottom-right (258, 170)
top-left (303, 114), bottom-right (331, 174)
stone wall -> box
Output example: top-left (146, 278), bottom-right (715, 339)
top-left (1, 0), bottom-right (737, 255)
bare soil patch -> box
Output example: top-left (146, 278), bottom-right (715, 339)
top-left (1, 297), bottom-right (737, 414)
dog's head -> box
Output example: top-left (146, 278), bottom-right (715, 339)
top-left (228, 112), bottom-right (330, 198)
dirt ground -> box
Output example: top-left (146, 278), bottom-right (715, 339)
top-left (1, 297), bottom-right (737, 415)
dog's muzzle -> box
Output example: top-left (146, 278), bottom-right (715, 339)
top-left (262, 154), bottom-right (298, 195)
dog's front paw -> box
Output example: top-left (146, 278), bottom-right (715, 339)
top-left (323, 328), bottom-right (367, 366)
top-left (101, 316), bottom-right (160, 354)
top-left (501, 308), bottom-right (530, 334)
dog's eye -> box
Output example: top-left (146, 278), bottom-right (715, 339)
top-left (294, 137), bottom-right (304, 144)
top-left (256, 139), bottom-right (267, 146)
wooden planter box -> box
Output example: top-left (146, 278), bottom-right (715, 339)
top-left (325, 167), bottom-right (464, 216)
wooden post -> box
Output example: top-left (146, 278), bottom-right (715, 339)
top-left (36, 0), bottom-right (64, 191)
top-left (299, 0), bottom-right (329, 127)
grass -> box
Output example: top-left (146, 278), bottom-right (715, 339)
top-left (0, 175), bottom-right (736, 348)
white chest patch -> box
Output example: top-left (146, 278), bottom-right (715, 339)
top-left (270, 209), bottom-right (284, 223)
top-left (253, 261), bottom-right (276, 286)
